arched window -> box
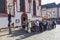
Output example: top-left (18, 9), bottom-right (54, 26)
top-left (0, 0), bottom-right (5, 13)
top-left (33, 0), bottom-right (36, 16)
top-left (20, 0), bottom-right (25, 12)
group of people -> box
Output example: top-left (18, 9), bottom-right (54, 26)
top-left (22, 19), bottom-right (56, 33)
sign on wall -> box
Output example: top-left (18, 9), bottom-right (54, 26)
top-left (15, 19), bottom-right (20, 23)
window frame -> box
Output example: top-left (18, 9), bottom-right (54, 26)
top-left (33, 0), bottom-right (36, 16)
top-left (0, 0), bottom-right (7, 17)
top-left (0, 0), bottom-right (5, 13)
top-left (53, 11), bottom-right (55, 13)
top-left (20, 0), bottom-right (25, 12)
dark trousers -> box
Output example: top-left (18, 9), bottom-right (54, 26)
top-left (8, 21), bottom-right (11, 27)
top-left (39, 26), bottom-right (43, 32)
top-left (31, 26), bottom-right (36, 32)
top-left (43, 25), bottom-right (47, 31)
top-left (36, 26), bottom-right (40, 32)
top-left (22, 25), bottom-right (25, 29)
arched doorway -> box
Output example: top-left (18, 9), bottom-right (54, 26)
top-left (21, 13), bottom-right (28, 28)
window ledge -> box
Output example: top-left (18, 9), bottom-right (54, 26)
top-left (0, 13), bottom-right (8, 17)
top-left (0, 13), bottom-right (15, 17)
top-left (32, 16), bottom-right (42, 18)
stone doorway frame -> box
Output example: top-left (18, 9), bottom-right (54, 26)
top-left (21, 13), bottom-right (28, 27)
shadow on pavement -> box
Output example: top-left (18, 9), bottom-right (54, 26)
top-left (0, 34), bottom-right (9, 37)
top-left (11, 29), bottom-right (41, 40)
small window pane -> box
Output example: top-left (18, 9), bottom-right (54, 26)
top-left (53, 11), bottom-right (55, 13)
top-left (20, 0), bottom-right (25, 12)
top-left (0, 0), bottom-right (5, 13)
top-left (33, 0), bottom-right (36, 16)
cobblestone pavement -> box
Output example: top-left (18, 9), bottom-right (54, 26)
top-left (0, 25), bottom-right (60, 40)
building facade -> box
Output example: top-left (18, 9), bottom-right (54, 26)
top-left (0, 0), bottom-right (15, 28)
top-left (1, 1), bottom-right (60, 28)
top-left (57, 4), bottom-right (60, 18)
top-left (0, 0), bottom-right (42, 28)
top-left (57, 4), bottom-right (60, 24)
top-left (14, 0), bottom-right (42, 27)
top-left (42, 3), bottom-right (58, 20)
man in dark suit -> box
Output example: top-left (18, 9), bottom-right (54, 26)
top-left (39, 21), bottom-right (43, 32)
top-left (8, 13), bottom-right (12, 34)
top-left (8, 13), bottom-right (11, 25)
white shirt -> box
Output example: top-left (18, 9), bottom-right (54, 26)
top-left (35, 21), bottom-right (39, 26)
